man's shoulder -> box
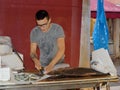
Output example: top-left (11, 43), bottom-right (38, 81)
top-left (52, 23), bottom-right (62, 28)
top-left (31, 26), bottom-right (39, 33)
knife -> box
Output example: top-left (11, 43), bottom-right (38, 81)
top-left (38, 67), bottom-right (44, 76)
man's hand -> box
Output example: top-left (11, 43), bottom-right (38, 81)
top-left (34, 59), bottom-right (42, 70)
top-left (44, 63), bottom-right (54, 73)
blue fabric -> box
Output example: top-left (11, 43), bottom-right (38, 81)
top-left (92, 0), bottom-right (109, 50)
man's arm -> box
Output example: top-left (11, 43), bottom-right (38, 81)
top-left (30, 43), bottom-right (42, 70)
top-left (45, 37), bottom-right (65, 73)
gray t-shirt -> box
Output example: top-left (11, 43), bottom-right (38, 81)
top-left (30, 23), bottom-right (65, 67)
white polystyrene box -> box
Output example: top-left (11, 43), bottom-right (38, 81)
top-left (0, 36), bottom-right (12, 56)
top-left (1, 52), bottom-right (24, 70)
top-left (0, 56), bottom-right (1, 68)
top-left (0, 44), bottom-right (12, 56)
top-left (0, 67), bottom-right (11, 81)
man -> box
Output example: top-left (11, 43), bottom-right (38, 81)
top-left (30, 10), bottom-right (65, 73)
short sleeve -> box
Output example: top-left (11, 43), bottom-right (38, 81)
top-left (55, 26), bottom-right (65, 39)
top-left (30, 29), bottom-right (37, 43)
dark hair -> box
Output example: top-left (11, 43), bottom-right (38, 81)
top-left (35, 10), bottom-right (49, 20)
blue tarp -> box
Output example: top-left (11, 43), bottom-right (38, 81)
top-left (92, 0), bottom-right (109, 50)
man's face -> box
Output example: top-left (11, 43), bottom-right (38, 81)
top-left (36, 17), bottom-right (51, 32)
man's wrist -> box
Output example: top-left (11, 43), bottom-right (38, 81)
top-left (30, 53), bottom-right (38, 60)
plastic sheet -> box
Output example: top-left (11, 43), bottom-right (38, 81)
top-left (92, 0), bottom-right (109, 50)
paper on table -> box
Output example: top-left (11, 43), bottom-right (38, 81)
top-left (91, 48), bottom-right (117, 76)
top-left (53, 63), bottom-right (70, 70)
top-left (43, 63), bottom-right (70, 74)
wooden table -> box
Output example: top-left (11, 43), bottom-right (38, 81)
top-left (0, 75), bottom-right (118, 90)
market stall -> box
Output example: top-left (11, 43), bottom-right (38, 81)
top-left (0, 67), bottom-right (119, 90)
